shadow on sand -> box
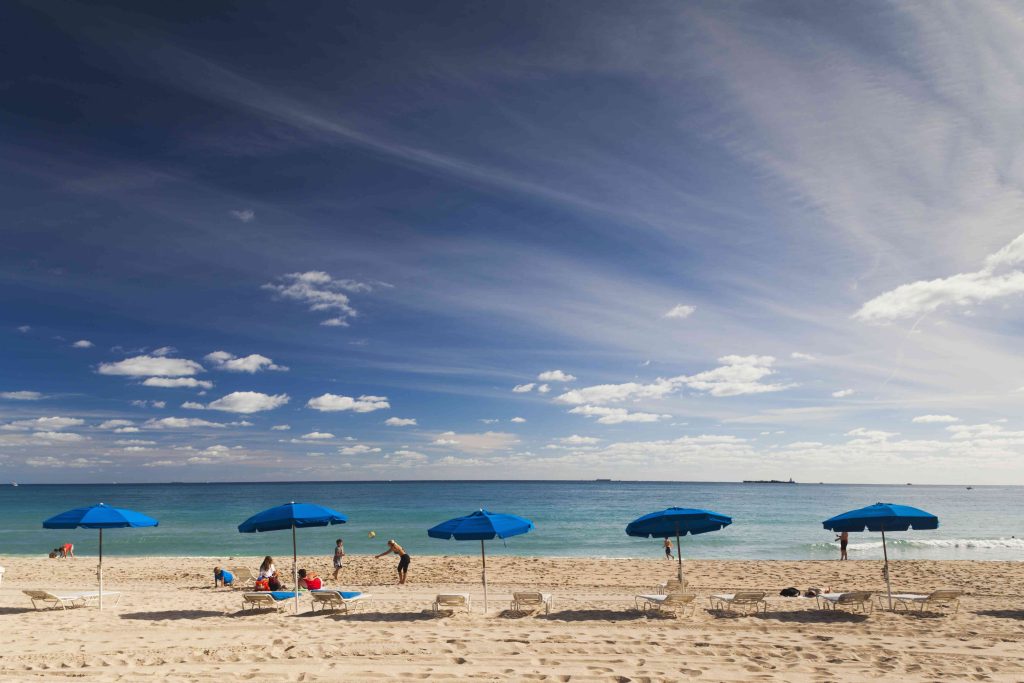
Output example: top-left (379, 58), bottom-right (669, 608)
top-left (0, 607), bottom-right (36, 615)
top-left (536, 609), bottom-right (647, 622)
top-left (120, 610), bottom-right (227, 621)
top-left (748, 610), bottom-right (869, 624)
top-left (975, 609), bottom-right (1024, 620)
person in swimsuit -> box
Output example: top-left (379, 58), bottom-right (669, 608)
top-left (837, 532), bottom-right (849, 560)
top-left (60, 543), bottom-right (74, 559)
top-left (663, 538), bottom-right (673, 560)
top-left (375, 539), bottom-right (410, 584)
top-left (332, 538), bottom-right (345, 580)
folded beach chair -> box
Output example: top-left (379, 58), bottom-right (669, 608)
top-left (635, 592), bottom-right (697, 617)
top-left (230, 567), bottom-right (259, 587)
top-left (432, 593), bottom-right (472, 613)
top-left (816, 591), bottom-right (873, 613)
top-left (891, 590), bottom-right (962, 614)
top-left (309, 590), bottom-right (371, 614)
top-left (242, 591), bottom-right (295, 611)
top-left (510, 592), bottom-right (553, 615)
top-left (709, 591), bottom-right (768, 614)
top-left (24, 590), bottom-right (120, 610)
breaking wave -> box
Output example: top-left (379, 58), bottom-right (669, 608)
top-left (811, 537), bottom-right (1024, 552)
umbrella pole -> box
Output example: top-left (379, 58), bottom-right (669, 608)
top-left (292, 524), bottom-right (299, 615)
top-left (881, 527), bottom-right (892, 610)
top-left (676, 530), bottom-right (683, 584)
top-left (98, 528), bottom-right (104, 610)
top-left (481, 539), bottom-right (488, 613)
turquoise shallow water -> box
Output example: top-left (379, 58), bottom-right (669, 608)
top-left (0, 481), bottom-right (1020, 560)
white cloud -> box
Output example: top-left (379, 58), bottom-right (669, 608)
top-left (385, 417), bottom-right (417, 427)
top-left (271, 424), bottom-right (291, 431)
top-left (143, 377), bottom-right (214, 389)
top-left (512, 383), bottom-right (535, 393)
top-left (17, 325), bottom-right (30, 333)
top-left (339, 444), bottom-right (381, 455)
top-left (181, 401), bottom-right (205, 409)
top-left (537, 384), bottom-right (551, 394)
top-left (386, 449), bottom-right (428, 465)
top-left (568, 405), bottom-right (670, 424)
top-left (832, 389), bottom-right (855, 398)
top-left (912, 414), bottom-right (959, 424)
top-left (230, 209), bottom-right (255, 222)
top-left (151, 346), bottom-right (176, 357)
top-left (71, 339), bottom-right (94, 349)
top-left (855, 232), bottom-right (1024, 324)
top-left (2, 416), bottom-right (85, 431)
top-left (537, 370), bottom-right (576, 382)
top-left (115, 439), bottom-right (156, 445)
top-left (0, 391), bottom-right (43, 400)
top-left (114, 426), bottom-right (140, 433)
top-left (206, 391), bottom-right (290, 414)
top-left (431, 431), bottom-right (519, 453)
top-left (790, 352), bottom-right (816, 361)
top-left (131, 399), bottom-right (166, 409)
top-left (204, 351), bottom-right (287, 373)
top-left (555, 378), bottom-right (675, 405)
top-left (32, 431), bottom-right (85, 442)
top-left (663, 304), bottom-right (696, 319)
top-left (144, 417), bottom-right (227, 429)
top-left (307, 393), bottom-right (390, 413)
top-left (98, 355), bottom-right (203, 377)
top-left (301, 431), bottom-right (335, 440)
top-left (263, 271), bottom-right (375, 327)
top-left (510, 417), bottom-right (526, 423)
top-left (98, 419), bottom-right (134, 430)
top-left (681, 355), bottom-right (795, 397)
top-left (560, 434), bottom-right (602, 445)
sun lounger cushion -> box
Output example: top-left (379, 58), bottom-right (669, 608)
top-left (269, 591), bottom-right (297, 600)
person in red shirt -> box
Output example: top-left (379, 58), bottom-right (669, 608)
top-left (297, 569), bottom-right (322, 590)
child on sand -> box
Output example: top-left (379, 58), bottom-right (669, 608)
top-left (332, 538), bottom-right (345, 580)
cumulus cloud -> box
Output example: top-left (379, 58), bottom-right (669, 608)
top-left (98, 419), bottom-right (134, 430)
top-left (307, 393), bottom-right (390, 413)
top-left (143, 377), bottom-right (214, 389)
top-left (204, 351), bottom-right (288, 373)
top-left (131, 400), bottom-right (166, 409)
top-left (115, 439), bottom-right (155, 445)
top-left (205, 392), bottom-right (290, 414)
top-left (663, 304), bottom-right (696, 319)
top-left (71, 339), bottom-right (94, 348)
top-left (271, 424), bottom-right (291, 431)
top-left (98, 355), bottom-right (203, 377)
top-left (512, 383), bottom-right (535, 393)
top-left (386, 449), bottom-right (428, 465)
top-left (510, 417), bottom-right (526, 423)
top-left (431, 431), bottom-right (519, 453)
top-left (32, 431), bottom-right (86, 442)
top-left (555, 379), bottom-right (675, 405)
top-left (339, 444), bottom-right (381, 455)
top-left (912, 414), bottom-right (959, 424)
top-left (144, 417), bottom-right (228, 429)
top-left (568, 405), bottom-right (670, 424)
top-left (537, 370), bottom-right (576, 382)
top-left (301, 431), bottom-right (334, 440)
top-left (560, 434), bottom-right (602, 445)
top-left (2, 416), bottom-right (85, 431)
top-left (855, 232), bottom-right (1024, 323)
top-left (230, 209), bottom-right (255, 222)
top-left (263, 271), bottom-right (375, 327)
top-left (181, 401), bottom-right (205, 409)
top-left (151, 346), bottom-right (176, 357)
top-left (0, 391), bottom-right (43, 400)
top-left (537, 384), bottom-right (551, 393)
top-left (791, 352), bottom-right (816, 361)
top-left (832, 389), bottom-right (855, 398)
top-left (385, 417), bottom-right (417, 427)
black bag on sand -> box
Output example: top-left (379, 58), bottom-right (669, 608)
top-left (779, 587), bottom-right (800, 597)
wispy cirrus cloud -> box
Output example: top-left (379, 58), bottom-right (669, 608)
top-left (263, 271), bottom-right (379, 327)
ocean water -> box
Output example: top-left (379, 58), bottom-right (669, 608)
top-left (0, 481), bottom-right (1020, 561)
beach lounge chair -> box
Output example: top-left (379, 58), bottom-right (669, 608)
top-left (510, 592), bottom-right (553, 615)
top-left (655, 578), bottom-right (686, 594)
top-left (24, 590), bottom-right (120, 610)
top-left (635, 592), bottom-right (697, 617)
top-left (309, 590), bottom-right (371, 614)
top-left (890, 590), bottom-right (962, 614)
top-left (242, 591), bottom-right (295, 611)
top-left (816, 591), bottom-right (873, 613)
top-left (432, 593), bottom-right (472, 613)
top-left (230, 567), bottom-right (258, 587)
top-left (709, 591), bottom-right (768, 614)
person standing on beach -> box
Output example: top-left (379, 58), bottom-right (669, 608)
top-left (837, 531), bottom-right (849, 560)
top-left (332, 538), bottom-right (345, 580)
top-left (663, 538), bottom-right (673, 560)
top-left (375, 539), bottom-right (411, 584)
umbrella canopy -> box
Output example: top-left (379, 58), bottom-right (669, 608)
top-left (626, 507), bottom-right (732, 583)
top-left (823, 502), bottom-right (939, 609)
top-left (43, 503), bottom-right (158, 609)
top-left (238, 502), bottom-right (347, 614)
top-left (428, 509), bottom-right (534, 612)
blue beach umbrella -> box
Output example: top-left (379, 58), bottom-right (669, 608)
top-left (428, 509), bottom-right (534, 612)
top-left (823, 502), bottom-right (938, 609)
top-left (43, 503), bottom-right (159, 609)
top-left (626, 507), bottom-right (732, 583)
top-left (238, 502), bottom-right (347, 614)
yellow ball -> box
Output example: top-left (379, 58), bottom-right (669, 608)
top-left (368, 531), bottom-right (376, 539)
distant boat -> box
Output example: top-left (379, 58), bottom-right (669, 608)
top-left (10, 481), bottom-right (17, 487)
top-left (742, 478), bottom-right (795, 484)
top-left (595, 478), bottom-right (612, 482)
top-left (966, 486), bottom-right (973, 490)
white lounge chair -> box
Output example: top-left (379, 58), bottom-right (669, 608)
top-left (709, 591), bottom-right (768, 614)
top-left (890, 590), bottom-right (962, 614)
top-left (432, 593), bottom-right (472, 613)
top-left (816, 591), bottom-right (873, 613)
top-left (310, 590), bottom-right (371, 614)
top-left (242, 592), bottom-right (294, 611)
top-left (230, 567), bottom-right (258, 587)
top-left (510, 592), bottom-right (553, 615)
top-left (636, 592), bottom-right (697, 617)
top-left (24, 590), bottom-right (120, 610)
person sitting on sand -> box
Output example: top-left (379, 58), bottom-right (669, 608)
top-left (297, 568), bottom-right (322, 590)
top-left (375, 539), bottom-right (411, 585)
top-left (213, 566), bottom-right (234, 587)
top-left (663, 538), bottom-right (673, 560)
top-left (258, 555), bottom-right (284, 590)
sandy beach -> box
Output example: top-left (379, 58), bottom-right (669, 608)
top-left (1, 555), bottom-right (1022, 681)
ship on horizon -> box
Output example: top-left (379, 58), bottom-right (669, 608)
top-left (742, 477), bottom-right (796, 484)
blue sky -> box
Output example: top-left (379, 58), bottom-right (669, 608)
top-left (4, 1), bottom-right (1024, 484)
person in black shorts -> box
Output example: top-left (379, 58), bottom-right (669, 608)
top-left (375, 539), bottom-right (411, 584)
top-left (837, 531), bottom-right (849, 560)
